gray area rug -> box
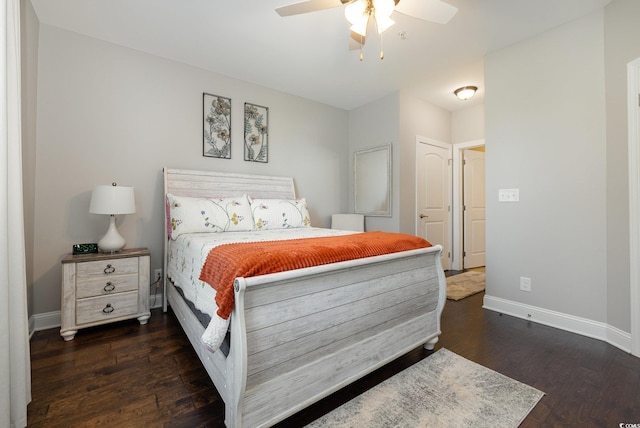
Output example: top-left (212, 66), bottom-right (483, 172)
top-left (446, 270), bottom-right (485, 300)
top-left (306, 348), bottom-right (544, 428)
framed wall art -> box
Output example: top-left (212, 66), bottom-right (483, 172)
top-left (203, 93), bottom-right (231, 159)
top-left (244, 102), bottom-right (268, 163)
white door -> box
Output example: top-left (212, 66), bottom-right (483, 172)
top-left (416, 140), bottom-right (452, 270)
top-left (463, 149), bottom-right (486, 268)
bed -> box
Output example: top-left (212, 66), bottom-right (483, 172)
top-left (162, 168), bottom-right (446, 427)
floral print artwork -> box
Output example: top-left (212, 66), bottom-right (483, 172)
top-left (244, 102), bottom-right (268, 162)
top-left (203, 93), bottom-right (231, 159)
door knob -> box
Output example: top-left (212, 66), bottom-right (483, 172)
top-left (419, 214), bottom-right (428, 218)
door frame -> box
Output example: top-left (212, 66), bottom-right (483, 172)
top-left (451, 139), bottom-right (485, 271)
top-left (627, 57), bottom-right (640, 357)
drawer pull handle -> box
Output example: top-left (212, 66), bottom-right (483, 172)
top-left (103, 282), bottom-right (115, 293)
top-left (102, 304), bottom-right (114, 314)
top-left (104, 264), bottom-right (116, 274)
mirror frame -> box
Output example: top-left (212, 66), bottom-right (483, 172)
top-left (354, 144), bottom-right (392, 217)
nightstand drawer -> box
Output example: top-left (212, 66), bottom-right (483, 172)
top-left (77, 257), bottom-right (139, 278)
top-left (76, 275), bottom-right (139, 299)
top-left (76, 291), bottom-right (139, 325)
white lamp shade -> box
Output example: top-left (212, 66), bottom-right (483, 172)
top-left (90, 184), bottom-right (135, 252)
top-left (89, 184), bottom-right (136, 215)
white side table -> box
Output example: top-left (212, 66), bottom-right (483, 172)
top-left (60, 248), bottom-right (151, 341)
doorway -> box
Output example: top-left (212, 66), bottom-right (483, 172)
top-left (452, 140), bottom-right (486, 271)
top-left (415, 137), bottom-right (486, 272)
top-left (462, 147), bottom-right (486, 268)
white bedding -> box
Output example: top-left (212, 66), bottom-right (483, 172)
top-left (167, 227), bottom-right (354, 351)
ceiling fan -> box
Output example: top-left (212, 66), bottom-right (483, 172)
top-left (275, 0), bottom-right (458, 59)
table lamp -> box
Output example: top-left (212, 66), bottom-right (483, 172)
top-left (89, 182), bottom-right (136, 253)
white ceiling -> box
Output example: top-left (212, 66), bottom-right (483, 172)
top-left (30, 0), bottom-right (612, 111)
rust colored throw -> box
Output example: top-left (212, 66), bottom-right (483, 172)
top-left (199, 231), bottom-right (432, 320)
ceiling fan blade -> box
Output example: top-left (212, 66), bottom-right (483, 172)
top-left (394, 0), bottom-right (458, 24)
top-left (276, 0), bottom-right (354, 17)
top-left (349, 31), bottom-right (366, 50)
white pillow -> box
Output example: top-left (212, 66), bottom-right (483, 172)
top-left (166, 193), bottom-right (254, 239)
top-left (249, 197), bottom-right (311, 230)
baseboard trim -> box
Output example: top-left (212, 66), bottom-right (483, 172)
top-left (28, 315), bottom-right (36, 339)
top-left (31, 310), bottom-right (61, 334)
top-left (149, 291), bottom-right (164, 309)
top-left (483, 294), bottom-right (632, 354)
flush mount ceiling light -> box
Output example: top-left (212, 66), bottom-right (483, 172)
top-left (276, 0), bottom-right (458, 61)
top-left (454, 86), bottom-right (478, 100)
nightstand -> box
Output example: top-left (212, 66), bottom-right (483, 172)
top-left (60, 248), bottom-right (151, 341)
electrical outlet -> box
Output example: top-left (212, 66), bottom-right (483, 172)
top-left (520, 276), bottom-right (531, 292)
top-left (154, 269), bottom-right (163, 281)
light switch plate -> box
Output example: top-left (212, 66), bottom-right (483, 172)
top-left (498, 188), bottom-right (519, 202)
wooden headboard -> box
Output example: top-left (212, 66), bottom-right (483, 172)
top-left (162, 168), bottom-right (297, 310)
top-left (163, 168), bottom-right (296, 200)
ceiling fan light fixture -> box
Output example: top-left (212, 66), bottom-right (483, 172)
top-left (454, 86), bottom-right (478, 100)
top-left (345, 0), bottom-right (367, 25)
top-left (346, 0), bottom-right (395, 38)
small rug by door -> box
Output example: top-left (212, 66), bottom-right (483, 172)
top-left (446, 270), bottom-right (485, 300)
top-left (306, 348), bottom-right (544, 428)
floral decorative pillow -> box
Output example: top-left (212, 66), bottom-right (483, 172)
top-left (166, 193), bottom-right (253, 239)
top-left (249, 197), bottom-right (311, 230)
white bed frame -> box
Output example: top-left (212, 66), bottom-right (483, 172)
top-left (162, 168), bottom-right (446, 427)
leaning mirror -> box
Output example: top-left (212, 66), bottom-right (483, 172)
top-left (354, 144), bottom-right (392, 217)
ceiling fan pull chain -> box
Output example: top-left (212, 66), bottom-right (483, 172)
top-left (360, 33), bottom-right (364, 61)
top-left (380, 32), bottom-right (384, 60)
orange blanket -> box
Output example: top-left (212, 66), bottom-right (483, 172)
top-left (199, 231), bottom-right (432, 320)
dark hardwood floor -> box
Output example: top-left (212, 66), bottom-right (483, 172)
top-left (28, 290), bottom-right (640, 427)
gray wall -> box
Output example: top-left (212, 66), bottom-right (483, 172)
top-left (484, 0), bottom-right (640, 335)
top-left (604, 0), bottom-right (640, 333)
top-left (452, 104), bottom-right (485, 145)
top-left (485, 11), bottom-right (608, 322)
top-left (348, 93), bottom-right (400, 233)
top-left (32, 25), bottom-right (349, 315)
top-left (346, 91), bottom-right (454, 236)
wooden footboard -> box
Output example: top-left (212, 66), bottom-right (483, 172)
top-left (226, 245), bottom-right (445, 427)
top-left (167, 245), bottom-right (444, 427)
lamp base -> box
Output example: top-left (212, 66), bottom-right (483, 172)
top-left (98, 215), bottom-right (126, 253)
